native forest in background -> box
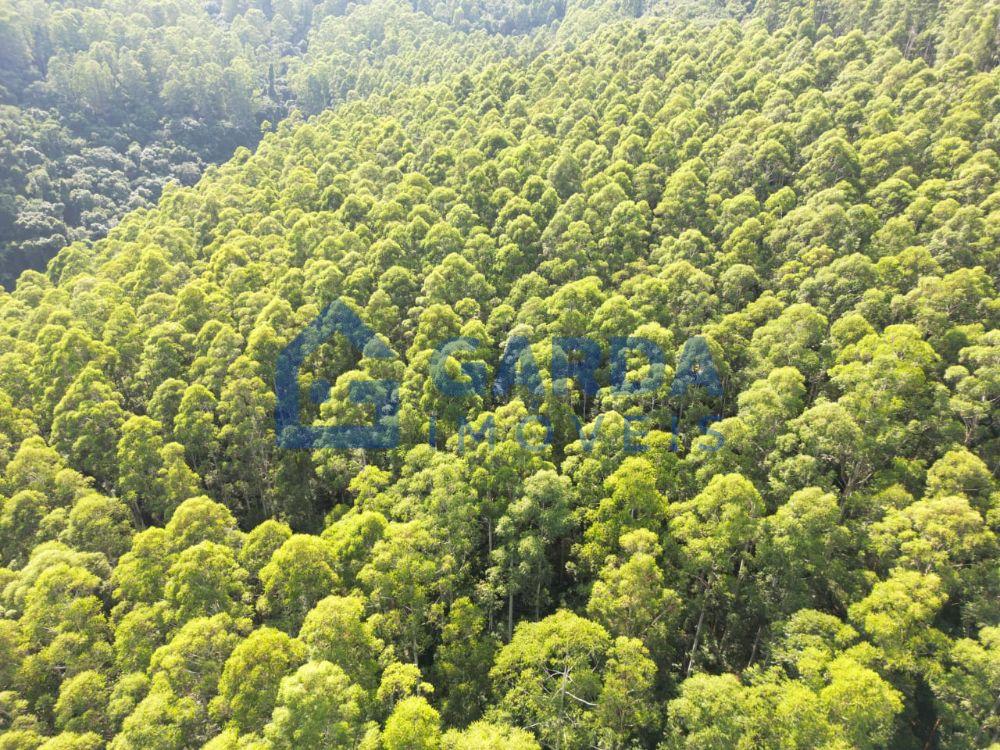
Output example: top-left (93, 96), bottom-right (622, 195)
top-left (0, 0), bottom-right (998, 747)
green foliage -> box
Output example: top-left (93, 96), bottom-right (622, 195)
top-left (0, 0), bottom-right (998, 747)
top-left (211, 626), bottom-right (305, 735)
top-left (382, 696), bottom-right (441, 750)
top-left (0, 0), bottom-right (559, 290)
top-left (262, 660), bottom-right (369, 750)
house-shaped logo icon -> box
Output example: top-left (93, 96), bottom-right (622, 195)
top-left (275, 300), bottom-right (399, 450)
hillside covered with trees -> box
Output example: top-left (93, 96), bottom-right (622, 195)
top-left (0, 0), bottom-right (999, 748)
top-left (0, 0), bottom-right (558, 289)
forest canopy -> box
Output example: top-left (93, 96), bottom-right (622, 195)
top-left (0, 0), bottom-right (555, 288)
top-left (0, 0), bottom-right (998, 748)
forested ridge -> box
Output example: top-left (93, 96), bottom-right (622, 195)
top-left (0, 0), bottom-right (999, 748)
top-left (3, 0), bottom-right (990, 290)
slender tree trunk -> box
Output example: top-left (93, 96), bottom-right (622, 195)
top-left (486, 518), bottom-right (495, 631)
top-left (557, 666), bottom-right (568, 750)
top-left (535, 577), bottom-right (542, 620)
top-left (687, 599), bottom-right (707, 678)
top-left (746, 624), bottom-right (762, 669)
top-left (507, 584), bottom-right (515, 641)
top-left (687, 576), bottom-right (712, 677)
top-left (127, 498), bottom-right (145, 531)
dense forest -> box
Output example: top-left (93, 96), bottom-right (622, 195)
top-left (0, 0), bottom-right (999, 747)
top-left (0, 0), bottom-right (556, 288)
